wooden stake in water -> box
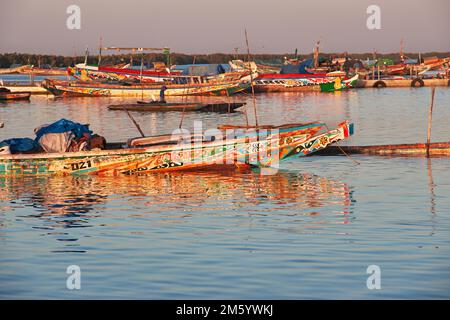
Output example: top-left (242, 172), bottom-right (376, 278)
top-left (245, 29), bottom-right (258, 127)
top-left (179, 78), bottom-right (191, 129)
top-left (140, 55), bottom-right (144, 101)
top-left (122, 106), bottom-right (145, 137)
top-left (98, 36), bottom-right (103, 66)
top-left (426, 87), bottom-right (436, 157)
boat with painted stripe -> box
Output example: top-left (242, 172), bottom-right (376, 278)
top-left (43, 79), bottom-right (250, 97)
top-left (0, 121), bottom-right (354, 176)
top-left (254, 73), bottom-right (336, 92)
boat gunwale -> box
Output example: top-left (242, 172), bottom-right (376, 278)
top-left (46, 79), bottom-right (247, 90)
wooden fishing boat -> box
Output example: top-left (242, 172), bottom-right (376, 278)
top-left (384, 64), bottom-right (407, 76)
top-left (42, 79), bottom-right (250, 97)
top-left (253, 73), bottom-right (336, 92)
top-left (71, 64), bottom-right (252, 84)
top-left (0, 121), bottom-right (354, 176)
top-left (0, 88), bottom-right (31, 101)
top-left (18, 66), bottom-right (67, 76)
top-left (68, 63), bottom-right (182, 83)
top-left (0, 65), bottom-right (30, 74)
top-left (108, 102), bottom-right (245, 112)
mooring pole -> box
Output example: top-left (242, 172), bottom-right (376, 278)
top-left (426, 87), bottom-right (436, 157)
top-left (245, 29), bottom-right (258, 127)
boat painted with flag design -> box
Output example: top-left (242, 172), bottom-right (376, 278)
top-left (319, 74), bottom-right (359, 92)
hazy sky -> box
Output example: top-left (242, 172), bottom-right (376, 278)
top-left (1, 0), bottom-right (449, 55)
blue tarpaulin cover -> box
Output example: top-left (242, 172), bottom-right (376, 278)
top-left (34, 119), bottom-right (92, 142)
top-left (281, 59), bottom-right (313, 74)
top-left (0, 138), bottom-right (41, 153)
top-left (172, 64), bottom-right (231, 76)
top-left (1, 119), bottom-right (92, 154)
top-left (281, 58), bottom-right (329, 74)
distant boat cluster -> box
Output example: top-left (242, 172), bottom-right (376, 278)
top-left (1, 44), bottom-right (449, 97)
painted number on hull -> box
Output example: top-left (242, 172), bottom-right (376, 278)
top-left (70, 160), bottom-right (92, 171)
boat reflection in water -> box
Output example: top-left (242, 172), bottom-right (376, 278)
top-left (0, 169), bottom-right (354, 234)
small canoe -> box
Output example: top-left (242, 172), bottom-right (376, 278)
top-left (108, 102), bottom-right (245, 112)
top-left (0, 88), bottom-right (32, 101)
top-left (109, 102), bottom-right (206, 111)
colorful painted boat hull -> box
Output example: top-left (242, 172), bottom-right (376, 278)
top-left (68, 65), bottom-right (179, 83)
top-left (0, 122), bottom-right (353, 176)
top-left (43, 79), bottom-right (250, 97)
top-left (254, 73), bottom-right (336, 92)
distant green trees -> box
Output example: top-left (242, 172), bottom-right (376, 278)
top-left (1, 52), bottom-right (448, 68)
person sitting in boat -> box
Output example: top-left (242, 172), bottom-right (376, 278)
top-left (160, 85), bottom-right (167, 103)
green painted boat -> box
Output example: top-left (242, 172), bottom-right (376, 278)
top-left (320, 74), bottom-right (359, 92)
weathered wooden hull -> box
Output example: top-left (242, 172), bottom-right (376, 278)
top-left (0, 121), bottom-right (353, 176)
top-left (0, 66), bottom-right (30, 74)
top-left (43, 79), bottom-right (250, 97)
top-left (315, 142), bottom-right (450, 157)
top-left (0, 92), bottom-right (32, 100)
top-left (18, 67), bottom-right (67, 76)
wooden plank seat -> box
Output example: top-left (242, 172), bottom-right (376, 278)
top-left (127, 133), bottom-right (211, 148)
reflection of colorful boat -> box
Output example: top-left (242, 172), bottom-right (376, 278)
top-left (42, 79), bottom-right (250, 97)
top-left (0, 121), bottom-right (354, 176)
top-left (0, 170), bottom-right (352, 219)
top-left (319, 74), bottom-right (359, 92)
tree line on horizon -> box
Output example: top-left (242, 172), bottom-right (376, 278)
top-left (1, 51), bottom-right (449, 68)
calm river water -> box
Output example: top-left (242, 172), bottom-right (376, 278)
top-left (0, 87), bottom-right (449, 299)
